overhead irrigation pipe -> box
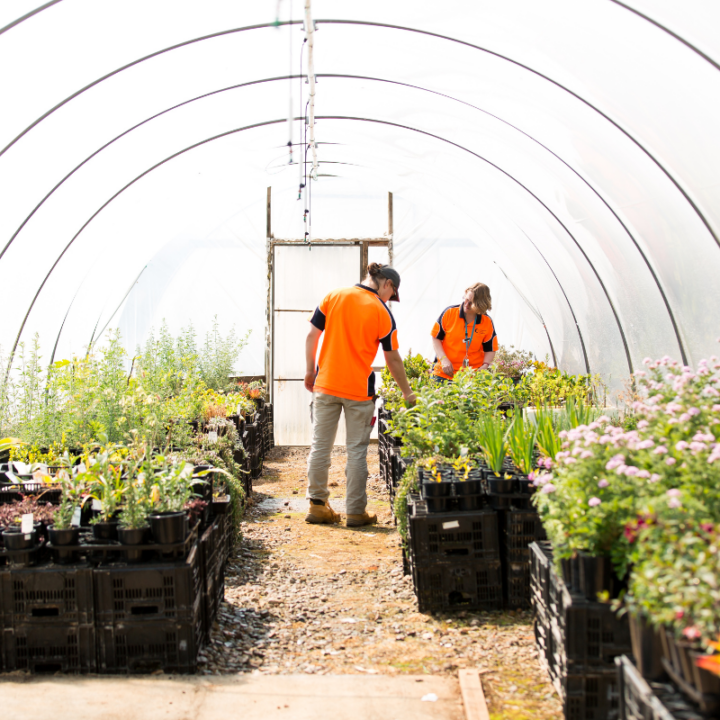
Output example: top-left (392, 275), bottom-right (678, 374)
top-left (304, 0), bottom-right (318, 182)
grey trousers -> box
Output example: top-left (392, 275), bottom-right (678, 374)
top-left (306, 391), bottom-right (375, 515)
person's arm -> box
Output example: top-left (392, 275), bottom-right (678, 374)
top-left (384, 350), bottom-right (416, 406)
top-left (304, 325), bottom-right (322, 392)
top-left (479, 351), bottom-right (495, 370)
top-left (432, 337), bottom-right (454, 376)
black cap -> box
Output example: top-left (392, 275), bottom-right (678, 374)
top-left (378, 265), bottom-right (401, 302)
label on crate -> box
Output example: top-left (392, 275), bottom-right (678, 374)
top-left (92, 499), bottom-right (103, 511)
top-left (71, 506), bottom-right (82, 527)
top-left (5, 470), bottom-right (19, 484)
top-left (21, 513), bottom-right (33, 534)
top-left (442, 520), bottom-right (460, 530)
top-left (208, 431), bottom-right (218, 443)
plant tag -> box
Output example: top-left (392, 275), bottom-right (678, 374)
top-left (5, 471), bottom-right (19, 484)
top-left (208, 431), bottom-right (218, 443)
top-left (71, 506), bottom-right (82, 527)
top-left (92, 499), bottom-right (103, 511)
top-left (442, 520), bottom-right (460, 530)
top-left (21, 513), bottom-right (34, 534)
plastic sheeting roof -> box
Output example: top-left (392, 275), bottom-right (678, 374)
top-left (2, 1), bottom-right (720, 390)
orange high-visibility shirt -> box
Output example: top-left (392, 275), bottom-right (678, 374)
top-left (431, 304), bottom-right (498, 380)
top-left (310, 284), bottom-right (399, 401)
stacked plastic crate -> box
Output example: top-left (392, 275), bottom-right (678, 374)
top-left (615, 655), bottom-right (704, 720)
top-left (531, 542), bottom-right (631, 720)
top-left (0, 476), bottom-right (234, 673)
top-left (406, 494), bottom-right (503, 613)
top-left (0, 562), bottom-right (96, 673)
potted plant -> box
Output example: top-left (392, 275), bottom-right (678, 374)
top-left (477, 415), bottom-right (513, 492)
top-left (117, 479), bottom-right (150, 563)
top-left (87, 459), bottom-right (126, 541)
top-left (147, 457), bottom-right (198, 547)
top-left (506, 414), bottom-right (537, 493)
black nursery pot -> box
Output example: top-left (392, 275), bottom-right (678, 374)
top-left (3, 526), bottom-right (38, 566)
top-left (3, 526), bottom-right (37, 550)
top-left (453, 479), bottom-right (482, 496)
top-left (211, 495), bottom-right (232, 515)
top-left (421, 481), bottom-right (452, 498)
top-left (578, 551), bottom-right (619, 601)
top-left (149, 511), bottom-right (188, 546)
top-left (48, 525), bottom-right (80, 565)
top-left (516, 477), bottom-right (535, 494)
top-left (119, 525), bottom-right (150, 564)
top-left (92, 520), bottom-right (119, 542)
top-left (486, 475), bottom-right (516, 493)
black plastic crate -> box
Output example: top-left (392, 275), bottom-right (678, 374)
top-left (616, 655), bottom-right (703, 720)
top-left (530, 541), bottom-right (554, 612)
top-left (553, 581), bottom-right (632, 670)
top-left (93, 542), bottom-right (202, 624)
top-left (564, 670), bottom-right (620, 720)
top-left (0, 564), bottom-right (94, 627)
top-left (97, 613), bottom-right (202, 674)
top-left (412, 559), bottom-right (503, 613)
top-left (505, 561), bottom-right (531, 610)
top-left (407, 496), bottom-right (499, 565)
top-left (503, 510), bottom-right (545, 562)
top-left (2, 623), bottom-right (96, 673)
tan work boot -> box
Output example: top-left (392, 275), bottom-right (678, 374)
top-left (305, 500), bottom-right (341, 525)
top-left (346, 511), bottom-right (377, 527)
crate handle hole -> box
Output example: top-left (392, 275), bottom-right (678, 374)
top-left (131, 606), bottom-right (161, 616)
top-left (444, 549), bottom-right (469, 557)
top-left (31, 607), bottom-right (60, 617)
top-left (34, 663), bottom-right (63, 673)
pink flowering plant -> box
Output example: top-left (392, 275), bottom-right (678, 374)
top-left (534, 353), bottom-right (720, 578)
top-left (623, 503), bottom-right (720, 644)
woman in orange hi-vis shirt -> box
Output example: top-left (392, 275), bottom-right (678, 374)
top-left (303, 263), bottom-right (416, 527)
top-left (431, 283), bottom-right (498, 380)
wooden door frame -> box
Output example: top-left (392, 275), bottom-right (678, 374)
top-left (265, 188), bottom-right (393, 404)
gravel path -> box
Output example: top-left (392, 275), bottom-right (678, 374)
top-left (202, 446), bottom-right (562, 719)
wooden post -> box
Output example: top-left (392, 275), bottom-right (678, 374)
top-left (360, 242), bottom-right (369, 280)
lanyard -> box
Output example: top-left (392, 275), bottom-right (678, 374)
top-left (462, 314), bottom-right (479, 367)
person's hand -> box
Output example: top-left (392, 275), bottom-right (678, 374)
top-left (304, 370), bottom-right (317, 392)
top-left (441, 357), bottom-right (454, 376)
top-left (404, 391), bottom-right (417, 407)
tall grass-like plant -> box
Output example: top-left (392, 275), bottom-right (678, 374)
top-left (534, 407), bottom-right (562, 461)
top-left (507, 415), bottom-right (537, 474)
top-left (477, 415), bottom-right (509, 474)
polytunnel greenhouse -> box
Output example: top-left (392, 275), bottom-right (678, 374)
top-left (1, 1), bottom-right (720, 718)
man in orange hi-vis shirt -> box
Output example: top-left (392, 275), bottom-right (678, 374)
top-left (304, 263), bottom-right (416, 527)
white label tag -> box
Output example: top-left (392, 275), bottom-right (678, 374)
top-left (5, 471), bottom-right (19, 484)
top-left (71, 506), bottom-right (82, 527)
top-left (21, 513), bottom-right (34, 534)
top-left (442, 520), bottom-right (460, 530)
top-left (208, 431), bottom-right (218, 443)
top-left (92, 499), bottom-right (103, 511)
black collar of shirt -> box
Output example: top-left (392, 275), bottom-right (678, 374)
top-left (459, 303), bottom-right (466, 320)
top-left (356, 283), bottom-right (378, 295)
